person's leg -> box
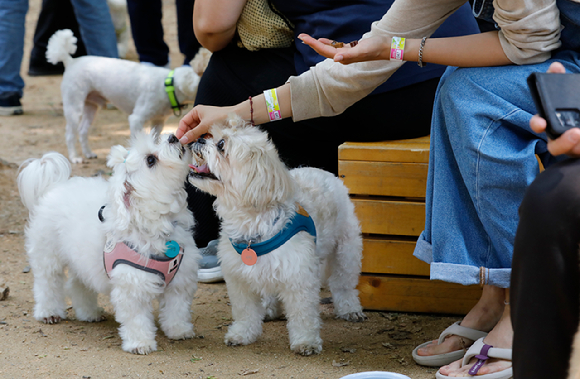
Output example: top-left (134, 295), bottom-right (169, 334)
top-left (28, 0), bottom-right (87, 76)
top-left (126, 0), bottom-right (169, 66)
top-left (414, 54), bottom-right (580, 375)
top-left (0, 0), bottom-right (28, 115)
top-left (175, 0), bottom-right (200, 65)
top-left (70, 0), bottom-right (117, 58)
top-left (511, 158), bottom-right (580, 379)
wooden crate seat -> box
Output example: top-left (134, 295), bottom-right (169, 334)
top-left (339, 137), bottom-right (482, 315)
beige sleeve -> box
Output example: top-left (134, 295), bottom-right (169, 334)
top-left (494, 0), bottom-right (562, 65)
top-left (288, 0), bottom-right (467, 122)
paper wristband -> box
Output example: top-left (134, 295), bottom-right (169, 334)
top-left (263, 88), bottom-right (282, 121)
top-left (390, 37), bottom-right (406, 61)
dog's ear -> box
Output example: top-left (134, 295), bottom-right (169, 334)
top-left (240, 147), bottom-right (295, 209)
top-left (107, 145), bottom-right (129, 168)
top-left (175, 67), bottom-right (200, 98)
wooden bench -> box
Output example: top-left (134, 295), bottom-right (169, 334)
top-left (338, 137), bottom-right (482, 315)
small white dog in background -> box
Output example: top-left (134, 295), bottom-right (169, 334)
top-left (107, 0), bottom-right (130, 59)
top-left (47, 29), bottom-right (205, 164)
top-left (18, 132), bottom-right (199, 355)
top-left (187, 116), bottom-right (366, 355)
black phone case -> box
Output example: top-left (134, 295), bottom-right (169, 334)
top-left (527, 72), bottom-right (580, 139)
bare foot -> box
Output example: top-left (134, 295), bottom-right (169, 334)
top-left (417, 285), bottom-right (505, 357)
top-left (438, 296), bottom-right (512, 377)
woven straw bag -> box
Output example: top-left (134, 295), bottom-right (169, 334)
top-left (236, 0), bottom-right (294, 51)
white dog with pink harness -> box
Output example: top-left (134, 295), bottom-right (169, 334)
top-left (19, 132), bottom-right (200, 355)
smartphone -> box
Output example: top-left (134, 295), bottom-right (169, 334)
top-left (527, 72), bottom-right (580, 139)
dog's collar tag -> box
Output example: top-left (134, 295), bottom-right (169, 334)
top-left (165, 240), bottom-right (180, 258)
top-left (241, 246), bottom-right (258, 266)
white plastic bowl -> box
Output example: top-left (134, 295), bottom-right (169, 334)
top-left (339, 372), bottom-right (411, 379)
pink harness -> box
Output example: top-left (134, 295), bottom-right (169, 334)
top-left (103, 241), bottom-right (183, 286)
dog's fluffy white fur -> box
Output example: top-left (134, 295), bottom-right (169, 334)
top-left (107, 0), bottom-right (130, 59)
top-left (187, 116), bottom-right (366, 355)
top-left (46, 29), bottom-right (202, 164)
top-left (18, 132), bottom-right (199, 355)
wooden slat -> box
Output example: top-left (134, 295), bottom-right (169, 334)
top-left (357, 275), bottom-right (482, 314)
top-left (338, 137), bottom-right (430, 163)
top-left (353, 197), bottom-right (425, 236)
top-left (339, 161), bottom-right (428, 198)
top-left (361, 236), bottom-right (429, 276)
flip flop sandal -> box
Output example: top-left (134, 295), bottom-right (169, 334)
top-left (435, 337), bottom-right (513, 379)
top-left (412, 321), bottom-right (488, 367)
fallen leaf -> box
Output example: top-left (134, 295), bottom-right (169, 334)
top-left (332, 360), bottom-right (349, 367)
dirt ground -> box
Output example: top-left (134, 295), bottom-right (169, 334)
top-left (0, 1), bottom-right (463, 378)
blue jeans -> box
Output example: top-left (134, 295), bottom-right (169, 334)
top-left (0, 0), bottom-right (117, 96)
top-left (413, 50), bottom-right (580, 288)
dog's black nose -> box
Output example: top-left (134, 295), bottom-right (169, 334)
top-left (196, 138), bottom-right (206, 145)
top-left (168, 134), bottom-right (179, 144)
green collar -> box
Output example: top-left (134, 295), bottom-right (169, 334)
top-left (164, 70), bottom-right (185, 116)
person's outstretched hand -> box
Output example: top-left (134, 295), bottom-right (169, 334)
top-left (176, 105), bottom-right (235, 144)
top-left (530, 62), bottom-right (580, 157)
top-left (298, 33), bottom-right (389, 65)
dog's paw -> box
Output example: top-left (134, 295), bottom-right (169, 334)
top-left (80, 314), bottom-right (107, 323)
top-left (263, 308), bottom-right (284, 322)
top-left (337, 311), bottom-right (367, 323)
top-left (164, 323), bottom-right (195, 340)
top-left (70, 157), bottom-right (83, 164)
top-left (85, 152), bottom-right (97, 159)
top-left (224, 327), bottom-right (258, 346)
top-left (75, 307), bottom-right (106, 322)
top-left (122, 341), bottom-right (157, 355)
top-left (291, 342), bottom-right (323, 356)
top-left (42, 315), bottom-right (62, 324)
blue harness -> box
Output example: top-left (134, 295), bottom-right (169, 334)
top-left (230, 204), bottom-right (316, 257)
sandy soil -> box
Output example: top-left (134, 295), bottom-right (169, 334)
top-left (0, 1), bottom-right (462, 378)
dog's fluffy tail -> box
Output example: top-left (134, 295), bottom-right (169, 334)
top-left (46, 29), bottom-right (77, 67)
top-left (18, 152), bottom-right (71, 212)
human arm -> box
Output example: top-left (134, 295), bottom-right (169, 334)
top-left (529, 62), bottom-right (580, 157)
top-left (299, 0), bottom-right (560, 68)
top-left (176, 84), bottom-right (293, 144)
top-left (299, 31), bottom-right (511, 67)
top-left (289, 0), bottom-right (562, 121)
top-left (193, 0), bottom-right (247, 52)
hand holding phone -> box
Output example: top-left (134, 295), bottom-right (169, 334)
top-left (527, 72), bottom-right (580, 139)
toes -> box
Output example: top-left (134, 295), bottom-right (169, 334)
top-left (43, 316), bottom-right (61, 324)
top-left (338, 311), bottom-right (367, 322)
top-left (416, 340), bottom-right (438, 355)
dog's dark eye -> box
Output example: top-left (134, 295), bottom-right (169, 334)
top-left (146, 154), bottom-right (157, 168)
top-left (216, 139), bottom-right (225, 152)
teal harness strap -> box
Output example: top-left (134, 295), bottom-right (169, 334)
top-left (164, 70), bottom-right (184, 116)
top-left (230, 205), bottom-right (317, 257)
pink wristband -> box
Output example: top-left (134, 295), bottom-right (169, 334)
top-left (390, 37), bottom-right (406, 61)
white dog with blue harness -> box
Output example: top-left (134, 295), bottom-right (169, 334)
top-left (187, 115), bottom-right (366, 356)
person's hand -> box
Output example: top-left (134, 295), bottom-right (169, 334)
top-left (298, 33), bottom-right (389, 65)
top-left (176, 105), bottom-right (235, 144)
top-left (530, 62), bottom-right (580, 157)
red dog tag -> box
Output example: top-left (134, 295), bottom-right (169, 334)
top-left (241, 248), bottom-right (258, 266)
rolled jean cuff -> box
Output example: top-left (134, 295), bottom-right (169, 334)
top-left (414, 232), bottom-right (511, 288)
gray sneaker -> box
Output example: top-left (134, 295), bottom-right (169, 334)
top-left (198, 240), bottom-right (223, 283)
